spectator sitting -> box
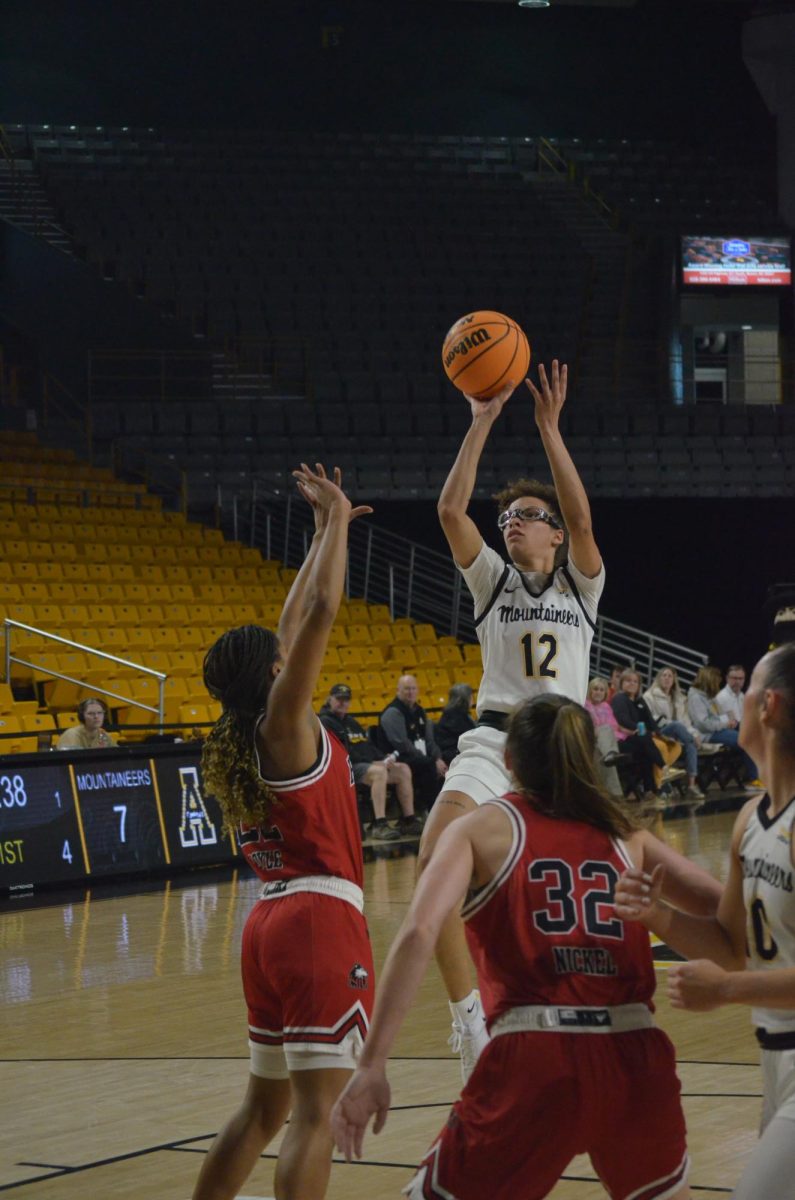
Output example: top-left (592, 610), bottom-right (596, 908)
top-left (610, 668), bottom-right (681, 808)
top-left (715, 664), bottom-right (746, 724)
top-left (687, 665), bottom-right (760, 786)
top-left (584, 676), bottom-right (625, 799)
top-left (318, 683), bottom-right (422, 840)
top-left (435, 683), bottom-right (476, 766)
top-left (643, 667), bottom-right (706, 802)
top-left (606, 663), bottom-right (629, 702)
top-left (56, 697), bottom-right (115, 750)
top-left (376, 675), bottom-right (448, 813)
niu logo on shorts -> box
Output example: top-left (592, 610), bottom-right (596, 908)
top-left (348, 963), bottom-right (369, 990)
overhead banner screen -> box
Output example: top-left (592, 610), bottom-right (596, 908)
top-left (682, 235), bottom-right (791, 286)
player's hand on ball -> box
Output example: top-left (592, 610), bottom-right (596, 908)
top-left (331, 1065), bottom-right (392, 1162)
top-left (613, 864), bottom-right (665, 923)
top-left (464, 380), bottom-right (517, 423)
top-left (668, 960), bottom-right (729, 1012)
top-left (526, 360), bottom-right (568, 430)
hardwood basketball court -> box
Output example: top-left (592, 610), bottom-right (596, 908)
top-left (0, 808), bottom-right (760, 1198)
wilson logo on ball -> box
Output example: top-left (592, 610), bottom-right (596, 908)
top-left (443, 327), bottom-right (492, 369)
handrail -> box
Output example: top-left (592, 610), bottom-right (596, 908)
top-left (213, 478), bottom-right (710, 684)
top-left (538, 136), bottom-right (620, 231)
top-left (3, 619), bottom-right (166, 725)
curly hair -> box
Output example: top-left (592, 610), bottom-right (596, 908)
top-left (506, 694), bottom-right (636, 838)
top-left (493, 477), bottom-right (568, 568)
top-left (201, 625), bottom-right (281, 831)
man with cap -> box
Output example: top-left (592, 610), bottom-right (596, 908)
top-left (319, 683), bottom-right (423, 840)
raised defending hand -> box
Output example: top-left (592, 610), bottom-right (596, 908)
top-left (525, 360), bottom-right (568, 431)
top-left (668, 959), bottom-right (729, 1012)
top-left (613, 864), bottom-right (665, 924)
top-left (293, 463), bottom-right (373, 526)
top-left (330, 1065), bottom-right (392, 1162)
top-left (463, 379), bottom-right (517, 424)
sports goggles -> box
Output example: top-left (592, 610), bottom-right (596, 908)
top-left (497, 505), bottom-right (561, 531)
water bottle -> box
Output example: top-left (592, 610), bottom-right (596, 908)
top-left (636, 721), bottom-right (646, 737)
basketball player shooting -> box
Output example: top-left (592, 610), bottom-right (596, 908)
top-left (424, 359), bottom-right (606, 1079)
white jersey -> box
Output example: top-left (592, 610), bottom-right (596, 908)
top-left (740, 794), bottom-right (795, 1034)
top-left (459, 543), bottom-right (605, 716)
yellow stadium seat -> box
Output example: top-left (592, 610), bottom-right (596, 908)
top-left (346, 624), bottom-right (371, 645)
top-left (113, 604), bottom-right (140, 626)
top-left (177, 628), bottom-right (207, 650)
top-left (416, 645), bottom-right (441, 666)
top-left (126, 628), bottom-right (154, 652)
top-left (367, 604), bottom-right (391, 623)
top-left (359, 670), bottom-right (386, 693)
top-left (339, 646), bottom-right (365, 668)
top-left (391, 624), bottom-right (415, 644)
top-left (4, 540), bottom-right (29, 560)
top-left (167, 650), bottom-right (199, 676)
top-left (0, 715), bottom-right (30, 755)
top-left (389, 645), bottom-right (418, 669)
top-left (149, 627), bottom-right (180, 650)
top-left (369, 623), bottom-right (394, 645)
top-left (0, 584), bottom-right (24, 603)
top-left (0, 683), bottom-right (15, 711)
top-left (413, 624), bottom-right (438, 643)
top-left (359, 644), bottom-right (386, 666)
top-left (19, 713), bottom-right (57, 734)
top-left (439, 644), bottom-right (464, 666)
top-left (170, 583), bottom-right (195, 603)
top-left (137, 605), bottom-right (166, 626)
top-left (179, 703), bottom-right (211, 738)
top-left (135, 565), bottom-right (165, 583)
top-left (425, 667), bottom-right (453, 692)
top-left (323, 646), bottom-right (342, 669)
top-left (457, 665), bottom-right (483, 689)
top-left (462, 643), bottom-right (481, 663)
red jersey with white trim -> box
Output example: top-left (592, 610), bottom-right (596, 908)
top-left (239, 722), bottom-right (363, 887)
top-left (462, 793), bottom-right (655, 1023)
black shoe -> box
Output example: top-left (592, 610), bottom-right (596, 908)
top-left (398, 814), bottom-right (424, 836)
top-left (370, 819), bottom-right (401, 842)
top-left (602, 751), bottom-right (629, 767)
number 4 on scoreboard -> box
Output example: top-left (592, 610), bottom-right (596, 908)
top-left (63, 840), bottom-right (73, 864)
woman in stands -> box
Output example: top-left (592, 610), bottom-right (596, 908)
top-left (331, 693), bottom-right (720, 1200)
top-left (56, 697), bottom-right (114, 750)
top-left (687, 664), bottom-right (759, 785)
top-left (644, 666), bottom-right (706, 802)
top-left (435, 682), bottom-right (476, 766)
top-left (192, 464), bottom-right (372, 1200)
top-left (616, 644), bottom-right (795, 1200)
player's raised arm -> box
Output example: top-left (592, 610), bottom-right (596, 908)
top-left (526, 361), bottom-right (601, 579)
top-left (262, 464), bottom-right (368, 776)
top-left (437, 382), bottom-right (516, 568)
top-left (277, 465), bottom-right (371, 655)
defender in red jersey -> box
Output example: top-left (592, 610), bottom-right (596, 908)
top-left (192, 464), bottom-right (374, 1200)
top-left (332, 694), bottom-right (724, 1200)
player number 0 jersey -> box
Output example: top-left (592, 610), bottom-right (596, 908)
top-left (459, 543), bottom-right (605, 714)
top-left (740, 794), bottom-right (795, 1033)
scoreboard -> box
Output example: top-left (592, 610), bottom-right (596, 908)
top-left (0, 746), bottom-right (238, 892)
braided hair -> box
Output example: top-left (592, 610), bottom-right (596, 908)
top-left (201, 625), bottom-right (281, 830)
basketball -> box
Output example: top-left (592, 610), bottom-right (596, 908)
top-left (441, 310), bottom-right (531, 400)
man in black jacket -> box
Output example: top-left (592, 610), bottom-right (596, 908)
top-left (319, 683), bottom-right (423, 839)
top-left (377, 675), bottom-right (448, 812)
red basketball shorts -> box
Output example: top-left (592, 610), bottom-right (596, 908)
top-left (405, 1027), bottom-right (688, 1200)
top-left (241, 889), bottom-right (374, 1077)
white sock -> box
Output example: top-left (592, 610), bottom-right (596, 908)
top-left (450, 990), bottom-right (482, 1024)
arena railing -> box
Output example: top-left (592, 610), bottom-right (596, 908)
top-left (216, 478), bottom-right (709, 685)
top-left (3, 620), bottom-right (166, 726)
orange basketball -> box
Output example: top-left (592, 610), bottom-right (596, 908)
top-left (441, 310), bottom-right (531, 400)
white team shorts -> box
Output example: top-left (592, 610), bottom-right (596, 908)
top-left (761, 1046), bottom-right (795, 1132)
top-left (437, 725), bottom-right (512, 808)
